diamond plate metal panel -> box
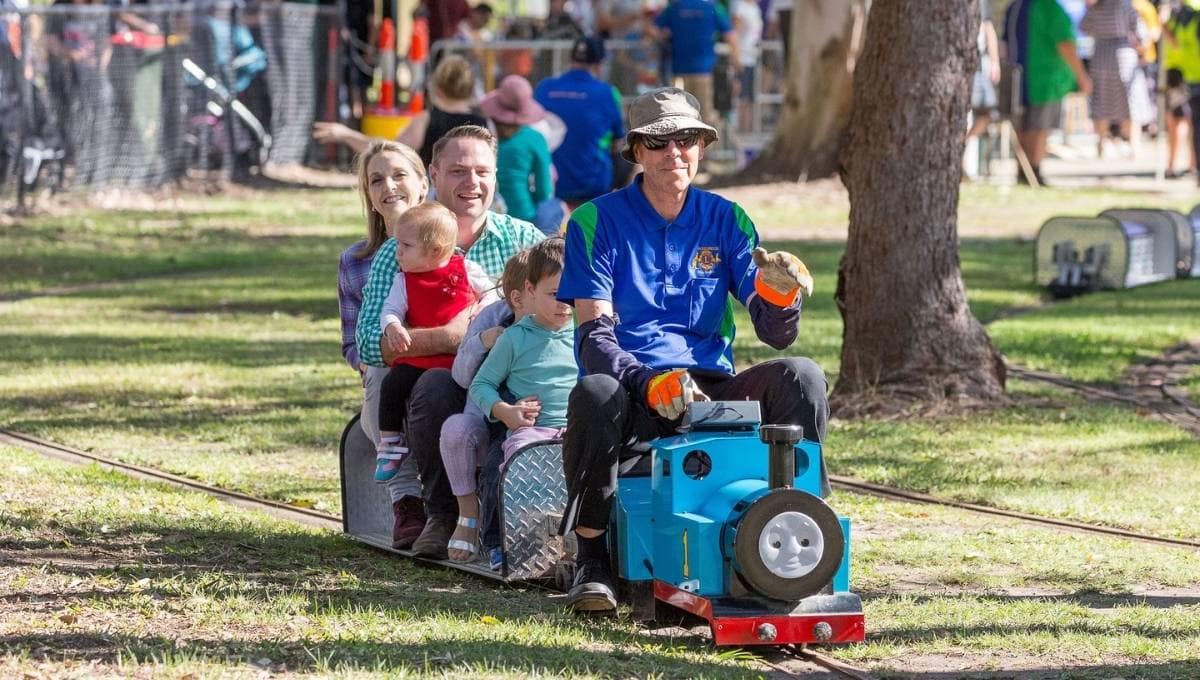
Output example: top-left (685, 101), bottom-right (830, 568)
top-left (500, 442), bottom-right (567, 580)
top-left (339, 414), bottom-right (394, 545)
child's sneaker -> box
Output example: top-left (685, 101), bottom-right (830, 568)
top-left (374, 434), bottom-right (408, 483)
top-left (487, 546), bottom-right (503, 572)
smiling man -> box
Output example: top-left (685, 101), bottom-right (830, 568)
top-left (355, 126), bottom-right (544, 559)
top-left (556, 88), bottom-right (827, 614)
top-left (406, 125), bottom-right (546, 558)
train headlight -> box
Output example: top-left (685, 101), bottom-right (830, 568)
top-left (731, 489), bottom-right (844, 601)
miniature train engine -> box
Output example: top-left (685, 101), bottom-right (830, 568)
top-left (612, 401), bottom-right (865, 646)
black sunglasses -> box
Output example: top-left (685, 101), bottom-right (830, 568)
top-left (639, 131), bottom-right (704, 151)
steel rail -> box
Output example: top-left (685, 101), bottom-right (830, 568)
top-left (754, 645), bottom-right (879, 680)
top-left (0, 427), bottom-right (341, 532)
top-left (830, 474), bottom-right (1200, 550)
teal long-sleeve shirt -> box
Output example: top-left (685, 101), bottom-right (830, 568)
top-left (469, 315), bottom-right (577, 430)
top-left (496, 126), bottom-right (553, 224)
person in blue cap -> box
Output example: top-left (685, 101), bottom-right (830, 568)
top-left (534, 36), bottom-right (626, 209)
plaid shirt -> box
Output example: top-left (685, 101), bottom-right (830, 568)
top-left (337, 240), bottom-right (375, 371)
top-left (355, 211), bottom-right (544, 367)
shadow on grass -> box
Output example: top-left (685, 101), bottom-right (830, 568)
top-left (877, 662), bottom-right (1200, 680)
top-left (858, 590), bottom-right (1200, 610)
top-left (0, 332), bottom-right (336, 368)
top-left (0, 632), bottom-right (754, 679)
top-left (0, 510), bottom-right (756, 679)
top-left (0, 216), bottom-right (354, 297)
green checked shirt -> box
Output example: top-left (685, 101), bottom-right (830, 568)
top-left (355, 211), bottom-right (545, 368)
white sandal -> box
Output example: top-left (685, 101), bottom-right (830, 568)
top-left (446, 516), bottom-right (480, 562)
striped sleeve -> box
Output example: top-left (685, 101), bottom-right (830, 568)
top-left (728, 202), bottom-right (761, 305)
top-left (558, 201), bottom-right (612, 303)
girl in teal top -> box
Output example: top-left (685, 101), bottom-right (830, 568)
top-left (449, 239), bottom-right (574, 563)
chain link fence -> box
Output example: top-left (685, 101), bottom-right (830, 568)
top-left (1, 7), bottom-right (789, 204)
top-left (0, 0), bottom-right (342, 204)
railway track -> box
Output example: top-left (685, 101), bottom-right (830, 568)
top-left (4, 425), bottom-right (884, 678)
top-left (1008, 341), bottom-right (1200, 438)
top-left (830, 474), bottom-right (1200, 550)
top-left (0, 427), bottom-right (341, 533)
top-left (7, 418), bottom-right (1198, 553)
top-left (758, 646), bottom-right (879, 679)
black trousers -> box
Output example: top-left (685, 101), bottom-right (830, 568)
top-left (561, 357), bottom-right (830, 533)
top-left (377, 364), bottom-right (427, 433)
top-left (406, 368), bottom-right (468, 519)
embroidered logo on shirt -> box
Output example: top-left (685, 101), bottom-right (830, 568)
top-left (692, 247), bottom-right (721, 274)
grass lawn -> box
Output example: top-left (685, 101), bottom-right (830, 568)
top-left (3, 183), bottom-right (1200, 675)
top-left (0, 446), bottom-right (763, 678)
top-left (830, 379), bottom-right (1200, 540)
top-left (4, 446), bottom-right (1198, 678)
top-left (2, 185), bottom-right (1199, 528)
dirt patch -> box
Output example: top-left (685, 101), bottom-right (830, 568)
top-left (1122, 340), bottom-right (1200, 438)
top-left (871, 651), bottom-right (1153, 679)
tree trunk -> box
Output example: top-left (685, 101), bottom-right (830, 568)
top-left (833, 0), bottom-right (1005, 414)
top-left (743, 0), bottom-right (868, 182)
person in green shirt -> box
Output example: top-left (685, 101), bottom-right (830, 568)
top-left (1002, 0), bottom-right (1092, 186)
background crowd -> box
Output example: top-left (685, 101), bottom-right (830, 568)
top-left (5, 0), bottom-right (1200, 201)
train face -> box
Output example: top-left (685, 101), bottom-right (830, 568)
top-left (613, 402), bottom-right (866, 646)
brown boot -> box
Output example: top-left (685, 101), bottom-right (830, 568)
top-left (410, 515), bottom-right (457, 560)
top-left (391, 496), bottom-right (426, 550)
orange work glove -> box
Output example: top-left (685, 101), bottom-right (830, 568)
top-left (646, 368), bottom-right (709, 420)
top-left (752, 247), bottom-right (813, 307)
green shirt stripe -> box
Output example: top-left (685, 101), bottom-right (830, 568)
top-left (571, 202), bottom-right (600, 262)
top-left (732, 202), bottom-right (757, 246)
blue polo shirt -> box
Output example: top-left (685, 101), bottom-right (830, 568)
top-left (654, 0), bottom-right (732, 75)
top-left (534, 68), bottom-right (626, 203)
top-left (559, 176), bottom-right (760, 376)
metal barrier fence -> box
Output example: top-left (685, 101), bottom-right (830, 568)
top-left (0, 1), bottom-right (342, 203)
top-left (0, 15), bottom-right (788, 203)
top-left (431, 37), bottom-right (786, 154)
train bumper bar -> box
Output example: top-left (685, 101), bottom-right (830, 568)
top-left (653, 581), bottom-right (866, 646)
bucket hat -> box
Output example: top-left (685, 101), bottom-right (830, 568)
top-left (620, 87), bottom-right (718, 162)
top-left (479, 75), bottom-right (546, 126)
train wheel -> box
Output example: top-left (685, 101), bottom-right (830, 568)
top-left (731, 489), bottom-right (844, 602)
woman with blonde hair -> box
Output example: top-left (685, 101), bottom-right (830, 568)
top-left (339, 139), bottom-right (432, 549)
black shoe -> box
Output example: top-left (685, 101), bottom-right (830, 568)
top-left (566, 558), bottom-right (617, 615)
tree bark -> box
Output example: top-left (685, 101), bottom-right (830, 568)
top-left (742, 0), bottom-right (868, 182)
top-left (833, 0), bottom-right (1005, 414)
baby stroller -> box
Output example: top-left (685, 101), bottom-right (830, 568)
top-left (0, 35), bottom-right (65, 206)
top-left (183, 13), bottom-right (271, 175)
